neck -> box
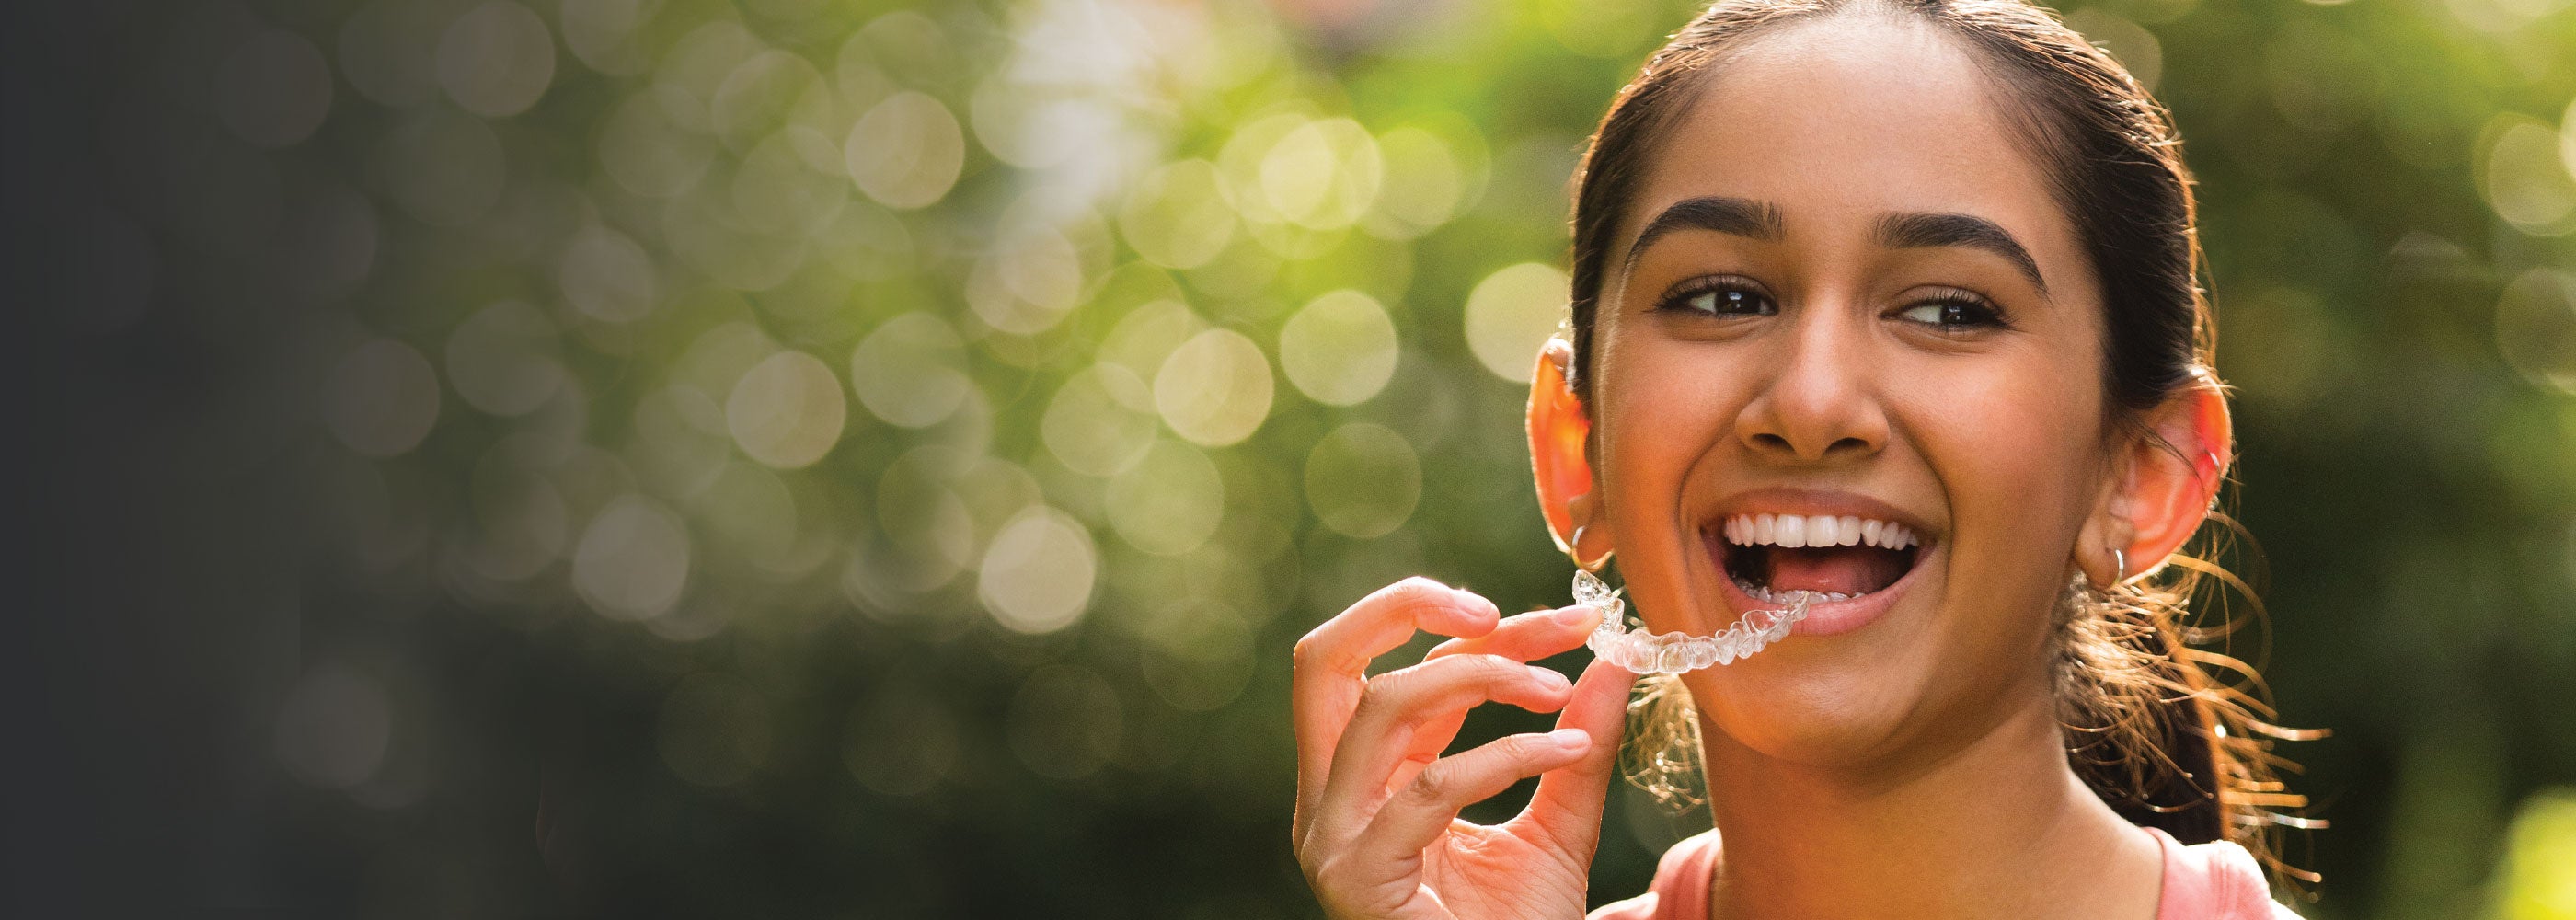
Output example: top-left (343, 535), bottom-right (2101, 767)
top-left (1694, 681), bottom-right (2164, 920)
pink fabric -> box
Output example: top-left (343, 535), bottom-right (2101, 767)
top-left (1586, 824), bottom-right (2301, 919)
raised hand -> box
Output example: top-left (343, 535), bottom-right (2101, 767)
top-left (1292, 577), bottom-right (1639, 920)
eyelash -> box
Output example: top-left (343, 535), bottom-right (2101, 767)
top-left (1652, 276), bottom-right (1777, 317)
top-left (1894, 288), bottom-right (2010, 333)
top-left (1651, 277), bottom-right (2010, 333)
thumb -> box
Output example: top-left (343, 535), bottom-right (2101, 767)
top-left (1513, 655), bottom-right (1640, 850)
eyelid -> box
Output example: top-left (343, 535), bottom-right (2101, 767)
top-left (1904, 285), bottom-right (2003, 315)
top-left (1917, 284), bottom-right (1996, 307)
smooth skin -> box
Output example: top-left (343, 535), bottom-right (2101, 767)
top-left (1295, 12), bottom-right (2230, 920)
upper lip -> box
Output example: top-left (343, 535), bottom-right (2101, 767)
top-left (1700, 486), bottom-right (1939, 546)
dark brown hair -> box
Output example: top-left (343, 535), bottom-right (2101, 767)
top-left (1567, 0), bottom-right (2326, 893)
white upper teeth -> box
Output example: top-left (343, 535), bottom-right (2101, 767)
top-left (1722, 513), bottom-right (1917, 550)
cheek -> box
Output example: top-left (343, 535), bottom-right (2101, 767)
top-left (1900, 353), bottom-right (2103, 606)
top-left (1585, 337), bottom-right (1743, 619)
top-left (1592, 339), bottom-right (1739, 513)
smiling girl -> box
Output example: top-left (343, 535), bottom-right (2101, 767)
top-left (1287, 1), bottom-right (2321, 918)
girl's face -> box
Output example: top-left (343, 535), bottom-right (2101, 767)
top-left (1582, 17), bottom-right (2113, 767)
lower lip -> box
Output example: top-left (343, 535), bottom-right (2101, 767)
top-left (1704, 533), bottom-right (1929, 638)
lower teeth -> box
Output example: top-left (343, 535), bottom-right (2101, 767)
top-left (1738, 579), bottom-right (1857, 604)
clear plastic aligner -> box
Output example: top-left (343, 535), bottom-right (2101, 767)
top-left (1574, 569), bottom-right (1816, 674)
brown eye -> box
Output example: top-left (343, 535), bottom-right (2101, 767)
top-left (1895, 296), bottom-right (2003, 329)
top-left (1659, 278), bottom-right (1777, 317)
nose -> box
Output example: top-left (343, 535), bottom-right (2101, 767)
top-left (1734, 304), bottom-right (1888, 463)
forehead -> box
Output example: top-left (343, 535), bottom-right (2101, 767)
top-left (1620, 15), bottom-right (2081, 284)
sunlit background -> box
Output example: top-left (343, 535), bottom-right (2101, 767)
top-left (7, 0), bottom-right (2574, 916)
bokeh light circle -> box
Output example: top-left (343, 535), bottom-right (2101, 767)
top-left (1304, 421), bottom-right (1422, 539)
top-left (436, 2), bottom-right (556, 118)
top-left (653, 20), bottom-right (762, 133)
top-left (712, 49), bottom-right (826, 149)
top-left (1099, 299), bottom-right (1208, 386)
top-left (2482, 114), bottom-right (2576, 235)
top-left (560, 0), bottom-right (653, 75)
top-left (600, 93), bottom-right (716, 198)
top-left (336, 0), bottom-right (443, 108)
top-left (978, 505), bottom-right (1098, 634)
top-left (872, 447), bottom-right (978, 593)
top-left (1119, 158), bottom-right (1236, 270)
top-left (324, 338), bottom-right (441, 458)
top-left (726, 350), bottom-right (847, 469)
top-left (2495, 267), bottom-right (2576, 394)
top-left (1154, 328), bottom-right (1274, 447)
top-left (850, 312), bottom-right (974, 428)
top-left (1279, 289), bottom-right (1398, 406)
top-left (1465, 261), bottom-right (1570, 384)
top-left (1041, 363), bottom-right (1159, 477)
top-left (1365, 127), bottom-right (1462, 239)
top-left (1107, 440), bottom-right (1225, 556)
top-left (964, 224), bottom-right (1085, 335)
top-left (445, 300), bottom-right (568, 417)
top-left (558, 224), bottom-right (659, 322)
top-left (1259, 117), bottom-right (1383, 231)
top-left (733, 132), bottom-right (848, 237)
top-left (1139, 604), bottom-right (1256, 712)
top-left (572, 494), bottom-right (693, 621)
top-left (846, 90), bottom-right (964, 210)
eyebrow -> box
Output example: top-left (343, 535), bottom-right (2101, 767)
top-left (1618, 196), bottom-right (2051, 297)
top-left (1622, 197), bottom-right (1784, 279)
top-left (1869, 210), bottom-right (2050, 296)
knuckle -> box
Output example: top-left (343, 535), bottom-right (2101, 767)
top-left (1352, 670), bottom-right (1406, 717)
top-left (1300, 848), bottom-right (1330, 888)
top-left (1493, 733), bottom-right (1545, 764)
top-left (1463, 653), bottom-right (1526, 684)
top-left (1405, 763), bottom-right (1456, 804)
top-left (1382, 576), bottom-right (1453, 610)
top-left (1291, 630), bottom-right (1326, 670)
top-left (1305, 858), bottom-right (1384, 918)
top-left (1391, 575), bottom-right (1449, 596)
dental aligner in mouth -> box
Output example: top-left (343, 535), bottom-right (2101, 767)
top-left (1574, 569), bottom-right (1818, 674)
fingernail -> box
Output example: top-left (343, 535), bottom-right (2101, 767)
top-left (1530, 665), bottom-right (1570, 691)
top-left (1557, 604), bottom-right (1597, 624)
top-left (1547, 728), bottom-right (1590, 749)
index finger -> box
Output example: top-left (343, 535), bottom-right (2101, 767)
top-left (1423, 604), bottom-right (1601, 664)
top-left (1291, 577), bottom-right (1500, 844)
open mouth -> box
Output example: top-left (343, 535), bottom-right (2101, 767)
top-left (1711, 512), bottom-right (1924, 604)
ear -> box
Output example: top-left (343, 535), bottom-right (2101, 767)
top-left (2077, 372), bottom-right (2232, 588)
top-left (1529, 338), bottom-right (1611, 567)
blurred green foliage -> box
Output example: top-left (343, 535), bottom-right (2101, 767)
top-left (17, 0), bottom-right (2576, 916)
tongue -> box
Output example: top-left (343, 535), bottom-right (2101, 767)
top-left (1765, 546), bottom-right (1909, 595)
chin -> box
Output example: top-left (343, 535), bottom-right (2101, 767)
top-left (1679, 635), bottom-right (1943, 769)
